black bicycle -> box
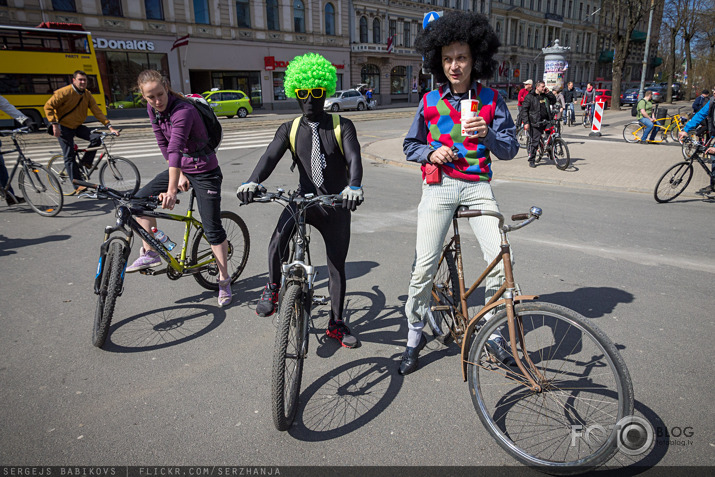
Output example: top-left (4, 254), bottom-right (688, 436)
top-left (1, 127), bottom-right (63, 216)
top-left (48, 128), bottom-right (140, 196)
top-left (654, 136), bottom-right (714, 203)
top-left (247, 188), bottom-right (346, 431)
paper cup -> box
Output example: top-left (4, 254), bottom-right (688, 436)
top-left (461, 99), bottom-right (478, 136)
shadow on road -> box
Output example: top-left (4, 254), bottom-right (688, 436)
top-left (0, 233), bottom-right (72, 256)
top-left (288, 356), bottom-right (403, 441)
top-left (103, 303), bottom-right (226, 352)
top-left (539, 286), bottom-right (634, 319)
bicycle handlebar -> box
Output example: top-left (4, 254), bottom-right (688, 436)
top-left (252, 189), bottom-right (344, 208)
top-left (89, 128), bottom-right (122, 136)
top-left (72, 179), bottom-right (178, 208)
top-left (0, 126), bottom-right (32, 137)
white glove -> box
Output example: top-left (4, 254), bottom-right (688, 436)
top-left (340, 186), bottom-right (364, 211)
top-left (236, 182), bottom-right (260, 204)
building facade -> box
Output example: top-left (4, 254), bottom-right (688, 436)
top-left (0, 0), bottom-right (662, 108)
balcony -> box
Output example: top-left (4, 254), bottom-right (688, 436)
top-left (545, 13), bottom-right (564, 22)
top-left (631, 30), bottom-right (647, 42)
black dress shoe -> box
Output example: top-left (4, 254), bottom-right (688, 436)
top-left (398, 333), bottom-right (428, 376)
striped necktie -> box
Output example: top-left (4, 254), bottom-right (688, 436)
top-left (308, 121), bottom-right (325, 188)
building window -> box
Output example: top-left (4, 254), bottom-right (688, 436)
top-left (236, 0), bottom-right (250, 28)
top-left (455, 0), bottom-right (461, 8)
top-left (481, 0), bottom-right (485, 12)
top-left (325, 3), bottom-right (335, 36)
top-left (266, 0), bottom-right (279, 31)
top-left (391, 66), bottom-right (406, 94)
top-left (360, 17), bottom-right (368, 43)
top-left (403, 22), bottom-right (410, 48)
top-left (145, 0), bottom-right (164, 20)
top-left (527, 27), bottom-right (531, 48)
top-left (568, 0), bottom-right (573, 18)
top-left (389, 19), bottom-right (396, 39)
top-left (534, 29), bottom-right (539, 49)
top-left (518, 25), bottom-right (523, 46)
top-left (102, 0), bottom-right (123, 16)
top-left (495, 22), bottom-right (501, 43)
top-left (52, 0), bottom-right (76, 12)
top-left (361, 64), bottom-right (380, 94)
top-left (294, 0), bottom-right (305, 33)
top-left (194, 0), bottom-right (210, 24)
top-left (373, 18), bottom-right (381, 44)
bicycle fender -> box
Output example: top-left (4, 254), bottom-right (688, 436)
top-left (460, 294), bottom-right (539, 382)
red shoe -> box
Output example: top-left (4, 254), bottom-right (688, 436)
top-left (326, 321), bottom-right (358, 348)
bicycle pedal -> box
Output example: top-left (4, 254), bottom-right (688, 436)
top-left (139, 267), bottom-right (164, 275)
top-left (312, 295), bottom-right (329, 305)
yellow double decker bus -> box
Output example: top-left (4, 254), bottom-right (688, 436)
top-left (0, 23), bottom-right (107, 130)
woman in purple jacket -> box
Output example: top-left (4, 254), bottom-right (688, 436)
top-left (126, 69), bottom-right (232, 307)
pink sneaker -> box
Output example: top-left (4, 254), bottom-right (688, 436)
top-left (218, 278), bottom-right (232, 307)
top-left (126, 247), bottom-right (161, 272)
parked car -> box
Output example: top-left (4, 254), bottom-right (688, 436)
top-left (324, 90), bottom-right (367, 112)
top-left (110, 92), bottom-right (143, 109)
top-left (620, 88), bottom-right (640, 105)
top-left (581, 89), bottom-right (612, 109)
top-left (201, 89), bottom-right (253, 118)
top-left (645, 86), bottom-right (665, 103)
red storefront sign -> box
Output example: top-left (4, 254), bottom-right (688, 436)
top-left (264, 56), bottom-right (345, 71)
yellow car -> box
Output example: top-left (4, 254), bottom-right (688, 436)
top-left (201, 89), bottom-right (253, 118)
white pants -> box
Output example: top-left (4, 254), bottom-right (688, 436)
top-left (404, 176), bottom-right (507, 325)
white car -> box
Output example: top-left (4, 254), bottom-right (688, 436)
top-left (324, 90), bottom-right (367, 112)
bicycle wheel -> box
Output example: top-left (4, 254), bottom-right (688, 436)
top-left (425, 247), bottom-right (461, 345)
top-left (622, 122), bottom-right (642, 143)
top-left (272, 283), bottom-right (306, 431)
top-left (669, 123), bottom-right (682, 143)
top-left (191, 211), bottom-right (250, 290)
top-left (467, 302), bottom-right (634, 474)
top-left (92, 242), bottom-right (127, 348)
top-left (47, 154), bottom-right (87, 196)
top-left (551, 138), bottom-right (571, 170)
top-left (654, 161), bottom-right (693, 203)
top-left (681, 134), bottom-right (699, 159)
top-left (517, 127), bottom-right (529, 149)
top-left (99, 156), bottom-right (140, 195)
top-left (18, 165), bottom-right (64, 217)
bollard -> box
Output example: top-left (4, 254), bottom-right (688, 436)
top-left (589, 100), bottom-right (605, 137)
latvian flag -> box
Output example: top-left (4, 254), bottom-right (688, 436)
top-left (386, 35), bottom-right (394, 54)
top-left (171, 34), bottom-right (190, 51)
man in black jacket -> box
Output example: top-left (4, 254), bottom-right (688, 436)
top-left (520, 80), bottom-right (556, 167)
top-left (562, 81), bottom-right (577, 125)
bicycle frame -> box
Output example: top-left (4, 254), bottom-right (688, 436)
top-left (94, 191), bottom-right (213, 293)
top-left (430, 208), bottom-right (544, 391)
top-left (280, 197), bottom-right (316, 295)
top-left (0, 133), bottom-right (45, 198)
top-left (74, 134), bottom-right (113, 175)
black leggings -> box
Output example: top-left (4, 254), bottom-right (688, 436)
top-left (268, 204), bottom-right (351, 323)
top-left (135, 167), bottom-right (227, 245)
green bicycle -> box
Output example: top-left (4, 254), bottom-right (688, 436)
top-left (76, 180), bottom-right (250, 348)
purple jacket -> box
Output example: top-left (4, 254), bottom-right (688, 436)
top-left (147, 95), bottom-right (218, 173)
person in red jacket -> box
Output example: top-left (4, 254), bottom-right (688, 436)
top-left (517, 79), bottom-right (533, 126)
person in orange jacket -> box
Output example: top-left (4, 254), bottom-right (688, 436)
top-left (44, 70), bottom-right (119, 194)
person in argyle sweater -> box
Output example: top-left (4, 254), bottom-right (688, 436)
top-left (236, 53), bottom-right (364, 348)
top-left (400, 11), bottom-right (519, 375)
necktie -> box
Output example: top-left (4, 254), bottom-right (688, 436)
top-left (308, 121), bottom-right (325, 188)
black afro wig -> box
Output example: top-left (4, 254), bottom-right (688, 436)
top-left (415, 11), bottom-right (500, 84)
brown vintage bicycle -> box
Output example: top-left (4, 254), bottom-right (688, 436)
top-left (425, 206), bottom-right (634, 474)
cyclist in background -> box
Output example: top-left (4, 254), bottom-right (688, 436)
top-left (522, 81), bottom-right (556, 167)
top-left (679, 92), bottom-right (715, 194)
top-left (583, 82), bottom-right (596, 124)
top-left (237, 53), bottom-right (364, 349)
top-left (637, 90), bottom-right (659, 143)
top-left (562, 81), bottom-right (577, 126)
top-left (126, 69), bottom-right (233, 308)
top-left (44, 70), bottom-right (119, 194)
top-left (0, 95), bottom-right (30, 204)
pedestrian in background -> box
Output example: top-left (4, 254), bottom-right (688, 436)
top-left (521, 80), bottom-right (556, 167)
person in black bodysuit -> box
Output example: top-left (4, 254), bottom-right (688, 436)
top-left (237, 53), bottom-right (364, 348)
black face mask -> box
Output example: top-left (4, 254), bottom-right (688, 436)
top-left (298, 94), bottom-right (326, 121)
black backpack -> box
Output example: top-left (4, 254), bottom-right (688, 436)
top-left (631, 100), bottom-right (639, 117)
top-left (185, 96), bottom-right (222, 155)
top-left (159, 96), bottom-right (222, 156)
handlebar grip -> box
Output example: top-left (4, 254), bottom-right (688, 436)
top-left (73, 179), bottom-right (99, 189)
top-left (511, 213), bottom-right (529, 221)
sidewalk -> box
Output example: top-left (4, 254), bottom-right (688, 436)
top-left (362, 102), bottom-right (712, 198)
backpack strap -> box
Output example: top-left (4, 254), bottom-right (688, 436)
top-left (288, 116), bottom-right (301, 155)
top-left (331, 113), bottom-right (344, 156)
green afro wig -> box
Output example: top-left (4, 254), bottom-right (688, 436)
top-left (284, 53), bottom-right (337, 98)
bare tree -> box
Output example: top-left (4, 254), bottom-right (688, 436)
top-left (680, 0), bottom-right (709, 100)
top-left (603, 0), bottom-right (650, 108)
top-left (661, 0), bottom-right (686, 102)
